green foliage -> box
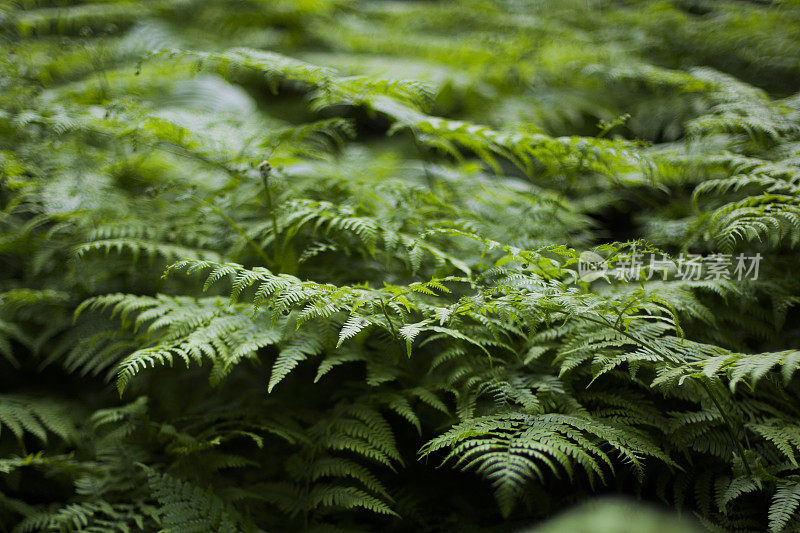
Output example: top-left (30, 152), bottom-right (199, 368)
top-left (145, 468), bottom-right (244, 533)
top-left (3, 0), bottom-right (800, 531)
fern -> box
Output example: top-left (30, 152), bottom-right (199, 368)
top-left (0, 396), bottom-right (77, 445)
top-left (4, 0), bottom-right (800, 531)
top-left (421, 412), bottom-right (672, 516)
top-left (769, 480), bottom-right (800, 533)
top-left (145, 468), bottom-right (244, 533)
top-left (77, 294), bottom-right (282, 393)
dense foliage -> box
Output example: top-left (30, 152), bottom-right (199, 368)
top-left (2, 0), bottom-right (800, 531)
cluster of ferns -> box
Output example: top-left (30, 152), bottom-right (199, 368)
top-left (2, 0), bottom-right (800, 531)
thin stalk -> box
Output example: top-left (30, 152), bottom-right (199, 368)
top-left (380, 299), bottom-right (398, 338)
top-left (259, 161), bottom-right (282, 266)
top-left (191, 198), bottom-right (274, 268)
top-left (698, 379), bottom-right (753, 477)
top-left (411, 130), bottom-right (435, 190)
top-left (301, 447), bottom-right (315, 533)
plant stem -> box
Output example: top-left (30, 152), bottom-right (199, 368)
top-left (698, 378), bottom-right (753, 477)
top-left (380, 299), bottom-right (398, 337)
top-left (260, 167), bottom-right (282, 266)
top-left (192, 198), bottom-right (274, 267)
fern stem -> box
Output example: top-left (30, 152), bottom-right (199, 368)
top-left (577, 312), bottom-right (679, 364)
top-left (411, 132), bottom-right (435, 190)
top-left (260, 162), bottom-right (283, 267)
top-left (380, 299), bottom-right (399, 338)
top-left (301, 451), bottom-right (313, 533)
top-left (698, 378), bottom-right (753, 477)
top-left (192, 198), bottom-right (274, 267)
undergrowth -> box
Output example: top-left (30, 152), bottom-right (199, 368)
top-left (2, 0), bottom-right (800, 531)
